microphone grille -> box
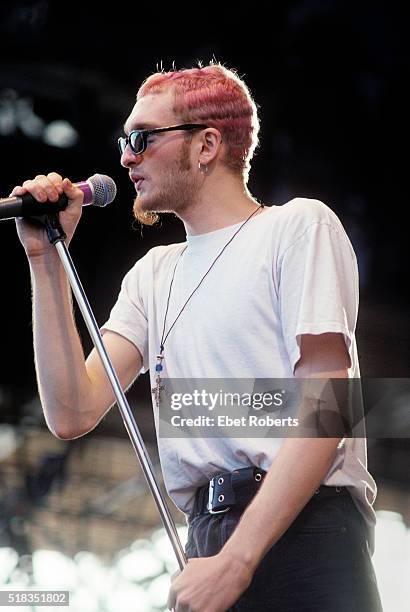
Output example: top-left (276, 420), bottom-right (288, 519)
top-left (88, 173), bottom-right (117, 207)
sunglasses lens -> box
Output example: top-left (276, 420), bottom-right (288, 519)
top-left (129, 131), bottom-right (144, 154)
top-left (118, 132), bottom-right (144, 155)
top-left (118, 137), bottom-right (126, 155)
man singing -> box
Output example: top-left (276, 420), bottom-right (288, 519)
top-left (12, 63), bottom-right (382, 611)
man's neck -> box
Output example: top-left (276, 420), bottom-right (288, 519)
top-left (180, 181), bottom-right (262, 235)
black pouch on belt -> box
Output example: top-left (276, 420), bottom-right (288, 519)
top-left (206, 466), bottom-right (266, 514)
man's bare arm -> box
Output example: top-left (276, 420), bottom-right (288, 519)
top-left (12, 172), bottom-right (142, 440)
top-left (219, 332), bottom-right (350, 572)
top-left (31, 255), bottom-right (142, 440)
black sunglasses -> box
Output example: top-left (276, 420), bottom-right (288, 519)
top-left (118, 123), bottom-right (209, 156)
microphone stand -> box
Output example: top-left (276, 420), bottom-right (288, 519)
top-left (42, 212), bottom-right (187, 570)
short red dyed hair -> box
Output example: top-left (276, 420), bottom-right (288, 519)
top-left (137, 63), bottom-right (260, 181)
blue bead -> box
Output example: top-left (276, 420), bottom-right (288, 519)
top-left (156, 364), bottom-right (163, 372)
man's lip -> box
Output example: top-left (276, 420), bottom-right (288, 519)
top-left (131, 177), bottom-right (145, 189)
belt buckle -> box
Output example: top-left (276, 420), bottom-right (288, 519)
top-left (207, 476), bottom-right (230, 514)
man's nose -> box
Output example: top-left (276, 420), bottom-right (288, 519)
top-left (121, 146), bottom-right (143, 168)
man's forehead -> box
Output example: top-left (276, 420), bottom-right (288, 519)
top-left (123, 91), bottom-right (177, 133)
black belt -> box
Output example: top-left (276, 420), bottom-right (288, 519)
top-left (192, 466), bottom-right (266, 516)
top-left (192, 466), bottom-right (348, 518)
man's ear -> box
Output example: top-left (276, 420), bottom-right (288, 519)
top-left (197, 128), bottom-right (223, 166)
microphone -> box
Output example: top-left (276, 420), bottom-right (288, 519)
top-left (0, 174), bottom-right (117, 221)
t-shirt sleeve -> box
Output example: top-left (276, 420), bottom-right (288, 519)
top-left (277, 220), bottom-right (359, 374)
top-left (100, 259), bottom-right (149, 372)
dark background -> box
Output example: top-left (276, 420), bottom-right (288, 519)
top-left (0, 1), bottom-right (408, 472)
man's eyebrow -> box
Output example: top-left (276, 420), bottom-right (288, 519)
top-left (123, 122), bottom-right (159, 134)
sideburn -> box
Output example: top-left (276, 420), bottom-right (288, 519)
top-left (178, 137), bottom-right (192, 172)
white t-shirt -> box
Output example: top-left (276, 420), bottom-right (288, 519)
top-left (101, 198), bottom-right (377, 546)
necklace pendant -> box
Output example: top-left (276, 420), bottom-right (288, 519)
top-left (155, 353), bottom-right (164, 372)
top-left (152, 353), bottom-right (165, 408)
top-left (152, 373), bottom-right (165, 408)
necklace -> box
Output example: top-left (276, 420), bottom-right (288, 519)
top-left (151, 204), bottom-right (265, 408)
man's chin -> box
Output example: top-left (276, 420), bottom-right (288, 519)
top-left (133, 194), bottom-right (154, 213)
top-left (133, 195), bottom-right (175, 216)
top-left (132, 196), bottom-right (161, 225)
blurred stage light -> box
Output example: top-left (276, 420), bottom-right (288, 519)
top-left (104, 582), bottom-right (150, 612)
top-left (116, 541), bottom-right (164, 581)
top-left (374, 510), bottom-right (409, 612)
top-left (32, 550), bottom-right (79, 590)
top-left (151, 524), bottom-right (188, 575)
top-left (0, 547), bottom-right (19, 583)
top-left (0, 88), bottom-right (78, 148)
top-left (3, 519), bottom-right (409, 610)
top-left (0, 425), bottom-right (18, 461)
top-left (43, 120), bottom-right (78, 148)
top-left (146, 572), bottom-right (172, 609)
top-left (69, 586), bottom-right (100, 612)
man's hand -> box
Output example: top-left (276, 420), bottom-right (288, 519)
top-left (12, 172), bottom-right (84, 259)
top-left (167, 552), bottom-right (252, 612)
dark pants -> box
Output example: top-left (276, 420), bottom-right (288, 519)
top-left (185, 487), bottom-right (383, 611)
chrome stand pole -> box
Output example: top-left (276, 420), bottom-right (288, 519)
top-left (45, 214), bottom-right (187, 570)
